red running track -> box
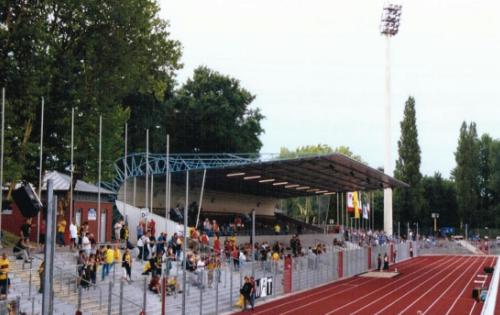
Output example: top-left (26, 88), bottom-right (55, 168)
top-left (236, 255), bottom-right (496, 315)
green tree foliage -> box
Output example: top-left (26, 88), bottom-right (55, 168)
top-left (421, 173), bottom-right (458, 232)
top-left (0, 1), bottom-right (51, 184)
top-left (160, 66), bottom-right (264, 153)
top-left (0, 0), bottom-right (182, 184)
top-left (394, 96), bottom-right (424, 224)
top-left (452, 122), bottom-right (480, 227)
top-left (279, 144), bottom-right (363, 162)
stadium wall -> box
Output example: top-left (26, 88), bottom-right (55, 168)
top-left (117, 178), bottom-right (279, 216)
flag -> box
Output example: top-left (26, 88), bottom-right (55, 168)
top-left (361, 192), bottom-right (369, 219)
top-left (347, 192), bottom-right (354, 213)
top-left (353, 191), bottom-right (360, 219)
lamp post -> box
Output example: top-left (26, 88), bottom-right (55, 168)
top-left (431, 212), bottom-right (439, 235)
top-left (380, 3), bottom-right (402, 236)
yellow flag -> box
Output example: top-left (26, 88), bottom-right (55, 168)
top-left (353, 191), bottom-right (360, 219)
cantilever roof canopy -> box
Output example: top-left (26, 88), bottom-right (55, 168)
top-left (195, 153), bottom-right (408, 199)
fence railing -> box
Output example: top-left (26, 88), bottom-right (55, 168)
top-left (14, 240), bottom-right (417, 315)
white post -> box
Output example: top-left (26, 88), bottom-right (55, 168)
top-left (70, 108), bottom-right (75, 224)
top-left (123, 123), bottom-right (128, 222)
top-left (150, 173), bottom-right (154, 213)
top-left (133, 177), bottom-right (137, 207)
top-left (182, 170), bottom-right (189, 315)
top-left (97, 115), bottom-right (102, 243)
top-left (195, 169), bottom-right (207, 229)
top-left (383, 36), bottom-right (394, 236)
top-left (145, 129), bottom-right (149, 211)
top-left (37, 96), bottom-right (44, 245)
top-left (0, 88), bottom-right (4, 247)
top-left (165, 134), bottom-right (169, 223)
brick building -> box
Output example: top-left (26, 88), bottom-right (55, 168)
top-left (2, 171), bottom-right (115, 243)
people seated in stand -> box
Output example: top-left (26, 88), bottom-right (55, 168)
top-left (13, 238), bottom-right (32, 262)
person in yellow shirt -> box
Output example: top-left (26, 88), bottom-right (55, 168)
top-left (274, 223), bottom-right (281, 235)
top-left (102, 245), bottom-right (114, 280)
top-left (57, 217), bottom-right (67, 247)
top-left (113, 245), bottom-right (121, 275)
top-left (122, 249), bottom-right (132, 282)
top-left (0, 253), bottom-right (10, 298)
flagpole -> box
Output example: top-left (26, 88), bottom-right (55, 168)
top-left (69, 108), bottom-right (74, 224)
top-left (124, 123), bottom-right (128, 223)
top-left (37, 96), bottom-right (45, 246)
top-left (150, 173), bottom-right (154, 213)
top-left (165, 134), bottom-right (170, 226)
top-left (0, 88), bottom-right (5, 248)
top-left (145, 129), bottom-right (149, 212)
top-left (97, 115), bottom-right (102, 243)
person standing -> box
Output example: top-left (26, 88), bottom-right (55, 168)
top-left (69, 221), bottom-right (78, 251)
top-left (377, 254), bottom-right (382, 271)
top-left (102, 245), bottom-right (114, 280)
top-left (240, 276), bottom-right (253, 310)
top-left (0, 253), bottom-right (9, 299)
top-left (122, 249), bottom-right (132, 282)
top-left (383, 253), bottom-right (389, 271)
top-left (56, 217), bottom-right (67, 247)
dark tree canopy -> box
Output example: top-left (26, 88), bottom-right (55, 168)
top-left (452, 121), bottom-right (480, 227)
top-left (0, 0), bottom-right (182, 183)
top-left (163, 66), bottom-right (264, 153)
top-left (394, 96), bottom-right (423, 224)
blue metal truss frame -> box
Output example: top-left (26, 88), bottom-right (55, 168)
top-left (102, 153), bottom-right (263, 192)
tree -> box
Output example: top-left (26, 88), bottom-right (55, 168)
top-left (478, 134), bottom-right (494, 225)
top-left (164, 66), bottom-right (264, 153)
top-left (0, 1), bottom-right (52, 185)
top-left (421, 173), bottom-right (458, 233)
top-left (394, 96), bottom-right (424, 225)
top-left (452, 122), bottom-right (480, 227)
top-left (279, 144), bottom-right (363, 162)
top-left (0, 0), bottom-right (182, 185)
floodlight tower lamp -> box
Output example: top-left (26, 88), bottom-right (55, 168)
top-left (380, 2), bottom-right (402, 237)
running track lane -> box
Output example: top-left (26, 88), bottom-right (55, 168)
top-left (245, 256), bottom-right (427, 315)
top-left (237, 256), bottom-right (492, 315)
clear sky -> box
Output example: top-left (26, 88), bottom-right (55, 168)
top-left (160, 0), bottom-right (500, 177)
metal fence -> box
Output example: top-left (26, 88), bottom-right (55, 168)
top-left (14, 241), bottom-right (418, 315)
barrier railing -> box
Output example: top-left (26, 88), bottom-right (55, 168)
top-left (14, 240), bottom-right (417, 315)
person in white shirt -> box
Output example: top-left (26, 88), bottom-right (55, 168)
top-left (69, 222), bottom-right (78, 251)
top-left (82, 235), bottom-right (91, 256)
top-left (114, 220), bottom-right (123, 242)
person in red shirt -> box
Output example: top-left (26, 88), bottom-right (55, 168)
top-left (214, 235), bottom-right (221, 256)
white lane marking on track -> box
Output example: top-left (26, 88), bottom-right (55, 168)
top-left (444, 256), bottom-right (495, 315)
top-left (252, 255), bottom-right (427, 315)
top-left (321, 256), bottom-right (460, 315)
top-left (288, 256), bottom-right (455, 315)
top-left (414, 257), bottom-right (487, 314)
top-left (363, 256), bottom-right (473, 315)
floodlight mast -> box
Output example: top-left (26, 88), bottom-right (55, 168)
top-left (380, 3), bottom-right (402, 236)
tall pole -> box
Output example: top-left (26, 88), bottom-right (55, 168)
top-left (195, 169), bottom-right (207, 229)
top-left (69, 108), bottom-right (75, 224)
top-left (145, 129), bottom-right (149, 211)
top-left (380, 3), bottom-right (402, 236)
top-left (251, 208), bottom-right (256, 277)
top-left (336, 193), bottom-right (339, 226)
top-left (150, 173), bottom-right (154, 213)
top-left (123, 123), bottom-right (128, 222)
top-left (97, 115), bottom-right (102, 243)
top-left (165, 134), bottom-right (170, 223)
top-left (37, 96), bottom-right (44, 245)
top-left (182, 170), bottom-right (189, 315)
top-left (0, 88), bottom-right (4, 247)
top-left (42, 179), bottom-right (55, 315)
top-left (383, 35), bottom-right (394, 236)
